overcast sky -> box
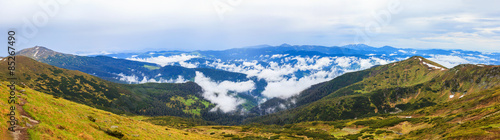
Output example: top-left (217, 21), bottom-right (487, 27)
top-left (1, 0), bottom-right (500, 55)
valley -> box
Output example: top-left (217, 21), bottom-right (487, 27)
top-left (1, 45), bottom-right (499, 139)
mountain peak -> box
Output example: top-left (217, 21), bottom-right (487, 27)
top-left (279, 43), bottom-right (292, 47)
top-left (381, 45), bottom-right (396, 49)
top-left (404, 56), bottom-right (448, 70)
top-left (18, 46), bottom-right (63, 59)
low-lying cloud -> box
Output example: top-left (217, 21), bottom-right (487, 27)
top-left (194, 71), bottom-right (256, 112)
top-left (127, 54), bottom-right (199, 67)
top-left (115, 51), bottom-right (499, 113)
top-left (116, 73), bottom-right (187, 84)
top-left (261, 70), bottom-right (339, 98)
top-left (206, 55), bottom-right (393, 99)
top-left (427, 55), bottom-right (472, 68)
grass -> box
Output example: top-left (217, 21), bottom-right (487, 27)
top-left (187, 85), bottom-right (500, 139)
top-left (1, 56), bottom-right (499, 139)
top-left (2, 80), bottom-right (499, 139)
top-left (0, 81), bottom-right (216, 140)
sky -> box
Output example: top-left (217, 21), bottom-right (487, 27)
top-left (1, 0), bottom-right (500, 55)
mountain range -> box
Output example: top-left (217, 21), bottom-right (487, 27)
top-left (0, 56), bottom-right (214, 118)
top-left (18, 45), bottom-right (500, 114)
top-left (1, 45), bottom-right (498, 139)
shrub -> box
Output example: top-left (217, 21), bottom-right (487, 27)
top-left (223, 134), bottom-right (236, 137)
top-left (87, 116), bottom-right (96, 122)
top-left (362, 135), bottom-right (374, 139)
top-left (270, 135), bottom-right (281, 140)
top-left (344, 133), bottom-right (362, 140)
top-left (104, 129), bottom-right (124, 139)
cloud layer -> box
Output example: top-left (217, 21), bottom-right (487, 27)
top-left (127, 54), bottom-right (199, 67)
top-left (1, 0), bottom-right (500, 56)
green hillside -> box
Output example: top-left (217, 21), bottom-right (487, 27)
top-left (0, 56), bottom-right (213, 118)
top-left (0, 81), bottom-right (216, 140)
top-left (183, 85), bottom-right (499, 139)
top-left (293, 56), bottom-right (443, 107)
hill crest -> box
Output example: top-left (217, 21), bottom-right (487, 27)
top-left (18, 46), bottom-right (63, 59)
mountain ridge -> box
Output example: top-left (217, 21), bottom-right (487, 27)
top-left (0, 80), bottom-right (216, 139)
top-left (0, 56), bottom-right (215, 118)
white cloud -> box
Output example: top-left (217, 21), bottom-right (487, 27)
top-left (359, 59), bottom-right (373, 69)
top-left (120, 52), bottom-right (398, 102)
top-left (262, 70), bottom-right (338, 99)
top-left (117, 73), bottom-right (140, 84)
top-left (270, 54), bottom-right (289, 59)
top-left (126, 54), bottom-right (199, 67)
top-left (165, 75), bottom-right (188, 83)
top-left (116, 73), bottom-right (187, 84)
top-left (3, 0), bottom-right (500, 55)
top-left (427, 55), bottom-right (470, 68)
top-left (194, 71), bottom-right (255, 112)
top-left (200, 55), bottom-right (395, 99)
top-left (179, 61), bottom-right (199, 68)
top-left (422, 61), bottom-right (446, 70)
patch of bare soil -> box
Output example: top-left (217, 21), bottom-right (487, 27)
top-left (10, 93), bottom-right (39, 140)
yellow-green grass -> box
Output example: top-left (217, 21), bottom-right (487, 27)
top-left (0, 81), bottom-right (216, 140)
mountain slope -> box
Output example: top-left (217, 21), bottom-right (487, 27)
top-left (18, 46), bottom-right (258, 84)
top-left (0, 56), bottom-right (213, 118)
top-left (246, 56), bottom-right (500, 124)
top-left (253, 56), bottom-right (445, 115)
top-left (100, 44), bottom-right (500, 115)
top-left (322, 56), bottom-right (446, 99)
top-left (293, 56), bottom-right (445, 107)
top-left (399, 85), bottom-right (500, 139)
top-left (0, 81), bottom-right (216, 139)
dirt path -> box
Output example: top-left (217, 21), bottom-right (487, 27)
top-left (10, 92), bottom-right (39, 140)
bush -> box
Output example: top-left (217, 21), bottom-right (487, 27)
top-left (270, 135), bottom-right (281, 140)
top-left (242, 136), bottom-right (267, 140)
top-left (344, 133), bottom-right (362, 139)
top-left (327, 121), bottom-right (347, 129)
top-left (312, 122), bottom-right (319, 125)
top-left (354, 118), bottom-right (408, 129)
